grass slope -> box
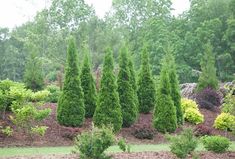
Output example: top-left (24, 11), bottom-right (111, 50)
top-left (0, 142), bottom-right (235, 157)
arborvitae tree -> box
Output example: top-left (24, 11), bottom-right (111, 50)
top-left (128, 54), bottom-right (139, 111)
top-left (137, 46), bottom-right (156, 113)
top-left (93, 48), bottom-right (122, 132)
top-left (24, 52), bottom-right (44, 91)
top-left (154, 56), bottom-right (177, 133)
top-left (197, 43), bottom-right (218, 92)
top-left (168, 53), bottom-right (183, 125)
top-left (117, 47), bottom-right (138, 127)
top-left (80, 51), bottom-right (97, 118)
top-left (57, 37), bottom-right (85, 127)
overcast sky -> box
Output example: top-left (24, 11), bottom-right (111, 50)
top-left (0, 0), bottom-right (190, 29)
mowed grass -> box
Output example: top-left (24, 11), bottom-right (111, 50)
top-left (0, 142), bottom-right (235, 157)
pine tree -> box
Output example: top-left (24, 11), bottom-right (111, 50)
top-left (80, 50), bottom-right (97, 118)
top-left (57, 37), bottom-right (85, 127)
top-left (137, 46), bottom-right (156, 113)
top-left (117, 47), bottom-right (138, 127)
top-left (24, 52), bottom-right (44, 91)
top-left (168, 53), bottom-right (183, 125)
top-left (197, 43), bottom-right (218, 92)
top-left (154, 56), bottom-right (177, 133)
top-left (93, 48), bottom-right (122, 132)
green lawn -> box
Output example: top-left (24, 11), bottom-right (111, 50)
top-left (0, 142), bottom-right (235, 157)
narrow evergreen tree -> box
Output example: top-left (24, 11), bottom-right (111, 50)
top-left (93, 48), bottom-right (122, 132)
top-left (117, 47), bottom-right (138, 127)
top-left (197, 43), bottom-right (218, 92)
top-left (57, 37), bottom-right (85, 127)
top-left (137, 46), bottom-right (156, 113)
top-left (24, 52), bottom-right (44, 91)
top-left (80, 50), bottom-right (97, 118)
top-left (128, 54), bottom-right (139, 111)
top-left (154, 56), bottom-right (177, 133)
top-left (168, 53), bottom-right (183, 125)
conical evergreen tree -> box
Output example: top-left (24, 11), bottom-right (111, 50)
top-left (24, 52), bottom-right (44, 91)
top-left (168, 53), bottom-right (183, 125)
top-left (137, 46), bottom-right (156, 113)
top-left (128, 54), bottom-right (139, 111)
top-left (93, 48), bottom-right (122, 132)
top-left (154, 56), bottom-right (177, 133)
top-left (197, 43), bottom-right (218, 92)
top-left (80, 49), bottom-right (97, 118)
top-left (57, 37), bottom-right (85, 127)
top-left (117, 46), bottom-right (138, 127)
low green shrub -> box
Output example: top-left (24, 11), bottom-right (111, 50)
top-left (184, 108), bottom-right (204, 124)
top-left (0, 126), bottom-right (13, 137)
top-left (31, 126), bottom-right (48, 136)
top-left (222, 87), bottom-right (235, 116)
top-left (213, 113), bottom-right (235, 131)
top-left (167, 128), bottom-right (198, 159)
top-left (31, 90), bottom-right (50, 102)
top-left (202, 136), bottom-right (231, 153)
top-left (46, 85), bottom-right (61, 103)
top-left (118, 138), bottom-right (130, 153)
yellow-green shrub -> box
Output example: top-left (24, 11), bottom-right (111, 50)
top-left (185, 108), bottom-right (204, 124)
top-left (214, 113), bottom-right (235, 131)
top-left (31, 90), bottom-right (50, 102)
top-left (181, 98), bottom-right (198, 113)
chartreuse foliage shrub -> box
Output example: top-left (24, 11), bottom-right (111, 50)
top-left (73, 125), bottom-right (129, 159)
top-left (181, 98), bottom-right (204, 124)
top-left (0, 126), bottom-right (13, 137)
top-left (93, 48), bottom-right (122, 133)
top-left (80, 52), bottom-right (97, 118)
top-left (197, 43), bottom-right (218, 92)
top-left (202, 136), bottom-right (231, 153)
top-left (46, 85), bottom-right (61, 103)
top-left (117, 46), bottom-right (138, 127)
top-left (154, 56), bottom-right (177, 133)
top-left (214, 113), bottom-right (235, 131)
top-left (167, 129), bottom-right (198, 159)
top-left (222, 87), bottom-right (235, 116)
top-left (137, 46), bottom-right (156, 113)
top-left (57, 37), bottom-right (85, 127)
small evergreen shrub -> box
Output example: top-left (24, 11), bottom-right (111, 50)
top-left (222, 87), bottom-right (235, 116)
top-left (181, 98), bottom-right (198, 113)
top-left (202, 136), bottom-right (231, 153)
top-left (46, 85), bottom-right (61, 103)
top-left (184, 108), bottom-right (204, 125)
top-left (118, 138), bottom-right (130, 153)
top-left (31, 90), bottom-right (50, 102)
top-left (196, 87), bottom-right (222, 110)
top-left (214, 113), bottom-right (235, 131)
top-left (193, 124), bottom-right (212, 137)
top-left (167, 129), bottom-right (198, 159)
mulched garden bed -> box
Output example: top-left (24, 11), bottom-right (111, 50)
top-left (0, 103), bottom-right (234, 147)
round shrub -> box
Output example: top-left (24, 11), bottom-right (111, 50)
top-left (46, 85), bottom-right (61, 103)
top-left (214, 113), bottom-right (235, 131)
top-left (132, 125), bottom-right (155, 140)
top-left (184, 108), bottom-right (204, 124)
top-left (181, 98), bottom-right (198, 113)
top-left (202, 136), bottom-right (231, 153)
top-left (193, 124), bottom-right (212, 137)
top-left (196, 87), bottom-right (222, 110)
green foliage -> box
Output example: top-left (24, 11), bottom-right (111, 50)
top-left (213, 113), bottom-right (235, 131)
top-left (137, 46), bottom-right (156, 113)
top-left (46, 85), bottom-right (61, 103)
top-left (181, 98), bottom-right (198, 113)
top-left (154, 56), bottom-right (177, 133)
top-left (167, 129), bottom-right (198, 159)
top-left (31, 90), bottom-right (50, 102)
top-left (93, 48), bottom-right (122, 133)
top-left (184, 108), bottom-right (204, 125)
top-left (80, 52), bottom-right (97, 118)
top-left (167, 53), bottom-right (183, 125)
top-left (31, 126), bottom-right (48, 136)
top-left (0, 126), bottom-right (13, 137)
top-left (73, 126), bottom-right (115, 159)
top-left (24, 52), bottom-right (44, 91)
top-left (57, 37), bottom-right (85, 127)
top-left (222, 87), bottom-right (235, 116)
top-left (117, 138), bottom-right (130, 153)
top-left (117, 46), bottom-right (138, 127)
top-left (197, 43), bottom-right (218, 92)
top-left (202, 136), bottom-right (231, 153)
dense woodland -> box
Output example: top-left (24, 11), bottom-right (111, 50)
top-left (0, 0), bottom-right (234, 84)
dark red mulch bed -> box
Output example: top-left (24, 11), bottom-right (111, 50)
top-left (0, 103), bottom-right (234, 147)
top-left (2, 152), bottom-right (235, 159)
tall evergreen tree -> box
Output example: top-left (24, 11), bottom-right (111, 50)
top-left (154, 56), bottom-right (177, 133)
top-left (137, 46), bottom-right (156, 113)
top-left (80, 50), bottom-right (97, 118)
top-left (168, 53), bottom-right (183, 125)
top-left (197, 43), bottom-right (218, 92)
top-left (117, 47), bottom-right (138, 127)
top-left (93, 48), bottom-right (122, 132)
top-left (24, 52), bottom-right (44, 91)
top-left (57, 37), bottom-right (85, 127)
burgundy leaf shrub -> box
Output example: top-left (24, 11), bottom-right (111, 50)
top-left (194, 124), bottom-right (212, 137)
